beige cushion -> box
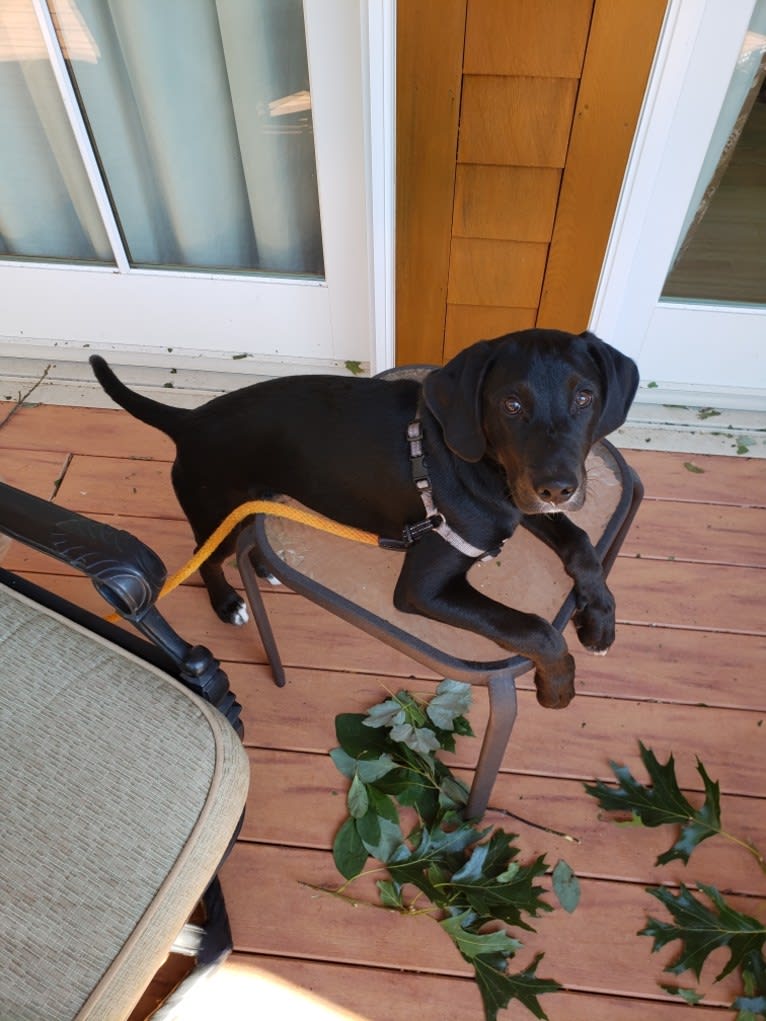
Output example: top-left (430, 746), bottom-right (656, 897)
top-left (263, 441), bottom-right (624, 668)
top-left (0, 583), bottom-right (250, 1021)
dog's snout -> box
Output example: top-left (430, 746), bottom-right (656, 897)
top-left (534, 476), bottom-right (578, 506)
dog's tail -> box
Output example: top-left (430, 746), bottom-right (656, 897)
top-left (89, 355), bottom-right (188, 438)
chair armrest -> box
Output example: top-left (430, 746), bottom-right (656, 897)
top-left (0, 479), bottom-right (166, 617)
top-left (0, 480), bottom-right (244, 735)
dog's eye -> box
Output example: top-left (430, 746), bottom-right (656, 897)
top-left (502, 396), bottom-right (523, 417)
top-left (574, 390), bottom-right (593, 409)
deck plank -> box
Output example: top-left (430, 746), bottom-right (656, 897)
top-left (609, 558), bottom-right (764, 633)
top-left (0, 449), bottom-right (71, 500)
top-left (223, 954), bottom-right (729, 1021)
top-left (233, 666), bottom-right (765, 797)
top-left (55, 453), bottom-right (180, 519)
top-left (243, 749), bottom-right (766, 896)
top-left (624, 449), bottom-right (766, 506)
top-left (1, 402), bottom-right (763, 1020)
top-left (623, 499), bottom-right (766, 566)
top-left (0, 403), bottom-right (173, 460)
top-left (220, 842), bottom-right (745, 1004)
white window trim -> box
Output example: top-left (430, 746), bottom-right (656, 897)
top-left (0, 1), bottom-right (396, 375)
top-left (590, 0), bottom-right (763, 397)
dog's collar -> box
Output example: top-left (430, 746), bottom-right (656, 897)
top-left (378, 416), bottom-right (499, 560)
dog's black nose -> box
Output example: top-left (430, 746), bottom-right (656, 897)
top-left (535, 479), bottom-right (578, 505)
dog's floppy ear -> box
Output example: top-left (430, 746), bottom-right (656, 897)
top-left (580, 331), bottom-right (639, 439)
top-left (422, 340), bottom-right (493, 461)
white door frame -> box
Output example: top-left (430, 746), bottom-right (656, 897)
top-left (590, 0), bottom-right (765, 402)
top-left (0, 0), bottom-right (396, 376)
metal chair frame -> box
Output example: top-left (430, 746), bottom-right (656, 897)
top-left (236, 439), bottom-right (642, 818)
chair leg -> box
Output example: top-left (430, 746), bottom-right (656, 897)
top-left (235, 529), bottom-right (286, 687)
top-left (466, 673), bottom-right (518, 820)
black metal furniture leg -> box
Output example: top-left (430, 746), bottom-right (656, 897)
top-left (236, 526), bottom-right (286, 687)
top-left (466, 673), bottom-right (519, 820)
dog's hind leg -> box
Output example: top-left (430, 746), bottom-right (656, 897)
top-left (197, 540), bottom-right (249, 626)
top-left (171, 465), bottom-right (251, 626)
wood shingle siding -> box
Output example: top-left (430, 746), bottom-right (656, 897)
top-left (396, 0), bottom-right (668, 363)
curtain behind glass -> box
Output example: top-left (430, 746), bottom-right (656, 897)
top-left (1, 0), bottom-right (323, 275)
top-left (0, 2), bottom-right (112, 262)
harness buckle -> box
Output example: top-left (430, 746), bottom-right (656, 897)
top-left (403, 516), bottom-right (439, 545)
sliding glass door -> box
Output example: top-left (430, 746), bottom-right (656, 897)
top-left (0, 0), bottom-right (389, 367)
top-left (592, 0), bottom-right (765, 395)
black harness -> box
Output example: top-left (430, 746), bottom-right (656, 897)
top-left (378, 415), bottom-right (501, 561)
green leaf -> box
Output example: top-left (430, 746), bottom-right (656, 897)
top-left (335, 712), bottom-right (391, 758)
top-left (354, 805), bottom-right (381, 847)
top-left (390, 722), bottom-right (441, 755)
top-left (329, 747), bottom-right (357, 779)
top-left (445, 832), bottom-right (551, 930)
top-left (473, 952), bottom-right (561, 1021)
top-left (332, 817), bottom-right (368, 879)
top-left (441, 911), bottom-right (522, 960)
top-left (660, 984), bottom-right (704, 1005)
top-left (363, 698), bottom-right (406, 729)
top-left (641, 883), bottom-right (766, 982)
top-left (584, 742), bottom-right (721, 865)
top-left (551, 859), bottom-right (580, 914)
top-left (735, 995), bottom-right (766, 1021)
top-left (684, 461), bottom-right (705, 473)
top-left (347, 773), bottom-right (369, 819)
top-left (386, 820), bottom-right (487, 902)
top-left (452, 713), bottom-right (475, 737)
top-left (367, 785), bottom-right (399, 823)
top-left (426, 679), bottom-right (473, 730)
top-left (330, 748), bottom-right (397, 788)
top-left (376, 879), bottom-right (404, 910)
top-left (736, 954), bottom-right (766, 1018)
top-left (357, 788), bottom-right (404, 862)
top-left (439, 775), bottom-right (470, 810)
top-left (497, 863), bottom-right (520, 883)
top-left (356, 754), bottom-right (397, 784)
top-left (378, 766), bottom-right (440, 822)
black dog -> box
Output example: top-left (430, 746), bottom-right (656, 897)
top-left (90, 329), bottom-right (637, 709)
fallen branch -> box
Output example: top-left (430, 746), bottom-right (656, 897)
top-left (0, 364), bottom-right (52, 431)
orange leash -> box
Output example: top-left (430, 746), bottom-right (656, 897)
top-left (106, 500), bottom-right (378, 621)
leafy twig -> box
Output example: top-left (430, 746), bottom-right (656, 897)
top-left (586, 742), bottom-right (766, 1014)
top-left (324, 681), bottom-right (578, 1021)
top-left (0, 364), bottom-right (52, 431)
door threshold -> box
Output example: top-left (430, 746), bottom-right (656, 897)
top-left (0, 354), bottom-right (763, 458)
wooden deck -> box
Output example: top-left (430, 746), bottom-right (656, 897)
top-left (1, 400), bottom-right (764, 1020)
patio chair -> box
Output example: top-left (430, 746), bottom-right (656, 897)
top-left (0, 479), bottom-right (250, 1021)
top-left (234, 366), bottom-right (643, 819)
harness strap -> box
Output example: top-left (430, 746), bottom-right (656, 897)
top-left (396, 417), bottom-right (499, 561)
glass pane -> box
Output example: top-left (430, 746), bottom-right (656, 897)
top-left (0, 3), bottom-right (113, 263)
top-left (662, 2), bottom-right (766, 305)
top-left (52, 0), bottom-right (324, 276)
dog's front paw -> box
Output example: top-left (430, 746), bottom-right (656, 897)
top-left (534, 653), bottom-right (576, 709)
top-left (573, 586), bottom-right (615, 654)
top-left (215, 593), bottom-right (250, 627)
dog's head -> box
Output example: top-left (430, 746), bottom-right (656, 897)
top-left (422, 329), bottom-right (638, 515)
